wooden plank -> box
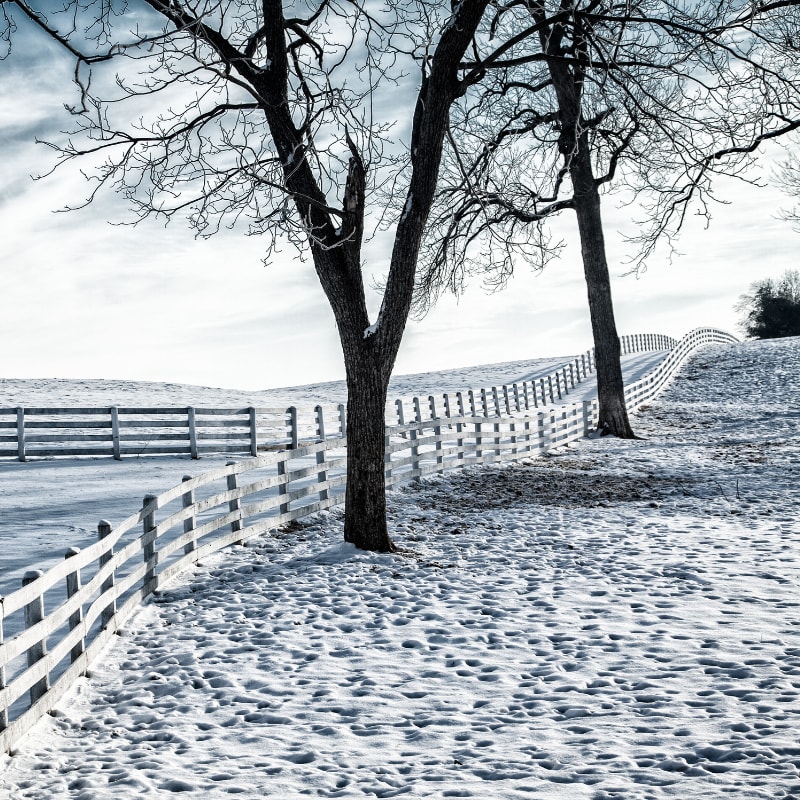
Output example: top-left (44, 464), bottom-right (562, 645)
top-left (195, 432), bottom-right (251, 440)
top-left (22, 447), bottom-right (116, 458)
top-left (21, 408), bottom-right (113, 415)
top-left (22, 571), bottom-right (48, 705)
top-left (111, 407), bottom-right (121, 460)
top-left (226, 465), bottom-right (243, 535)
top-left (98, 521), bottom-right (116, 629)
top-left (182, 476), bottom-right (197, 555)
top-left (21, 420), bottom-right (113, 429)
top-left (116, 420), bottom-right (190, 429)
top-left (64, 548), bottom-right (85, 664)
top-left (23, 434), bottom-right (114, 443)
top-left (141, 496), bottom-right (158, 595)
top-left (188, 407), bottom-right (198, 459)
top-left (315, 406), bottom-right (329, 501)
top-left (117, 446), bottom-right (192, 456)
top-left (249, 407), bottom-right (258, 457)
top-left (16, 408), bottom-right (25, 462)
top-left (183, 408), bottom-right (253, 416)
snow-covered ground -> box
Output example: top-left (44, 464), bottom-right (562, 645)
top-left (1, 337), bottom-right (799, 799)
top-left (0, 351), bottom-right (666, 594)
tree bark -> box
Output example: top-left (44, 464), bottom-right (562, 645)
top-left (341, 341), bottom-right (395, 552)
top-left (540, 15), bottom-right (635, 439)
top-left (570, 156), bottom-right (635, 438)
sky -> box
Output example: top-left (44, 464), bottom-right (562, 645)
top-left (2, 8), bottom-right (799, 392)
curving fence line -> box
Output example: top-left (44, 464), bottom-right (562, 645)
top-left (1, 333), bottom-right (675, 462)
top-left (0, 327), bottom-right (736, 756)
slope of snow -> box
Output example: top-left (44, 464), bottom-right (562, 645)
top-left (0, 355), bottom-right (576, 409)
top-left (0, 351), bottom-right (656, 594)
top-left (1, 337), bottom-right (798, 799)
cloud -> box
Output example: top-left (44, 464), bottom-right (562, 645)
top-left (3, 8), bottom-right (800, 392)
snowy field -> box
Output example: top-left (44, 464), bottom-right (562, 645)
top-left (1, 338), bottom-right (799, 799)
top-left (0, 350), bottom-right (666, 593)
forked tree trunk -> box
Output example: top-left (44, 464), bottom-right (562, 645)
top-left (342, 343), bottom-right (395, 552)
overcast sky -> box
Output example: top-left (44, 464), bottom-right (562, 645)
top-left (2, 13), bottom-right (798, 392)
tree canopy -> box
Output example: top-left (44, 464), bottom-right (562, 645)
top-left (737, 270), bottom-right (800, 339)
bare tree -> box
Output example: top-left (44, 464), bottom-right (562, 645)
top-left (418, 0), bottom-right (800, 436)
top-left (1, 0), bottom-right (517, 551)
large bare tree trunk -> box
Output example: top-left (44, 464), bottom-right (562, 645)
top-left (571, 155), bottom-right (635, 438)
top-left (341, 341), bottom-right (395, 552)
top-left (543, 24), bottom-right (635, 439)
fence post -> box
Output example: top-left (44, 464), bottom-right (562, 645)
top-left (249, 407), bottom-right (258, 456)
top-left (455, 391), bottom-right (465, 462)
top-left (225, 462), bottom-right (244, 534)
top-left (287, 406), bottom-right (299, 450)
top-left (467, 389), bottom-right (477, 416)
top-left (548, 376), bottom-right (555, 403)
top-left (182, 476), bottom-right (197, 555)
top-left (395, 398), bottom-right (406, 439)
top-left (443, 394), bottom-right (453, 469)
top-left (583, 400), bottom-right (594, 434)
top-left (278, 455), bottom-right (290, 515)
top-left (0, 611), bottom-right (5, 731)
top-left (412, 397), bottom-right (423, 477)
top-left (188, 407), bottom-right (199, 459)
top-left (429, 396), bottom-right (444, 471)
top-left (16, 407), bottom-right (26, 462)
top-left (22, 571), bottom-right (48, 705)
top-left (98, 520), bottom-right (116, 628)
top-left (488, 387), bottom-right (498, 416)
top-left (536, 412), bottom-right (546, 454)
top-left (64, 547), bottom-right (85, 665)
top-left (142, 495), bottom-right (158, 594)
top-left (480, 388), bottom-right (490, 417)
top-left (315, 406), bottom-right (329, 502)
top-left (111, 407), bottom-right (121, 460)
top-left (443, 393), bottom-right (452, 419)
top-left (384, 431), bottom-right (393, 489)
top-left (338, 404), bottom-right (347, 438)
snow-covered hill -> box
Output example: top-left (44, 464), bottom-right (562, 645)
top-left (1, 337), bottom-right (798, 799)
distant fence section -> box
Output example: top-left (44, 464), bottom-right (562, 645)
top-left (0, 405), bottom-right (345, 463)
top-left (0, 327), bottom-right (736, 756)
top-left (0, 332), bottom-right (677, 462)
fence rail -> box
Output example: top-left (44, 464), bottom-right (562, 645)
top-left (0, 327), bottom-right (735, 755)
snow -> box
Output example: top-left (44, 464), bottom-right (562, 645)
top-left (0, 351), bottom-right (660, 594)
top-left (364, 320), bottom-right (380, 339)
top-left (400, 193), bottom-right (413, 221)
top-left (1, 337), bottom-right (799, 799)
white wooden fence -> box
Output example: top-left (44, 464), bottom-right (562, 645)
top-left (0, 333), bottom-right (676, 462)
top-left (0, 405), bottom-right (347, 462)
top-left (0, 327), bottom-right (735, 755)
